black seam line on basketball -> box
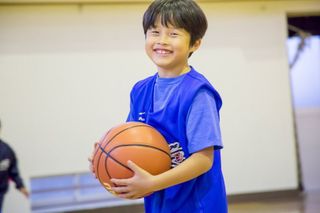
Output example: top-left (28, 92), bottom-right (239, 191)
top-left (101, 125), bottom-right (157, 150)
top-left (96, 143), bottom-right (113, 180)
top-left (95, 144), bottom-right (113, 187)
top-left (96, 125), bottom-right (152, 181)
top-left (93, 147), bottom-right (103, 183)
top-left (98, 143), bottom-right (132, 175)
top-left (96, 129), bottom-right (115, 182)
top-left (95, 148), bottom-right (106, 188)
top-left (108, 143), bottom-right (171, 159)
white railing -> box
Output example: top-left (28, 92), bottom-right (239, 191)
top-left (30, 172), bottom-right (143, 213)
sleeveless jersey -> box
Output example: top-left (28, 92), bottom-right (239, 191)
top-left (128, 67), bottom-right (228, 213)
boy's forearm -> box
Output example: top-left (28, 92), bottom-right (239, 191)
top-left (151, 146), bottom-right (214, 192)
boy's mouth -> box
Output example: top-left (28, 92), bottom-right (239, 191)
top-left (154, 48), bottom-right (173, 55)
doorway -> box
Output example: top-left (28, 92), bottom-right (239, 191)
top-left (287, 15), bottom-right (320, 192)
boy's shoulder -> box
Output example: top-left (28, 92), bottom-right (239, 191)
top-left (187, 68), bottom-right (213, 86)
top-left (0, 139), bottom-right (14, 155)
top-left (0, 139), bottom-right (8, 148)
top-left (188, 69), bottom-right (206, 81)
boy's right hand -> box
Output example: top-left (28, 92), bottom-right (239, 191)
top-left (88, 142), bottom-right (98, 179)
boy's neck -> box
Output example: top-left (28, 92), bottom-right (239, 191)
top-left (157, 65), bottom-right (191, 78)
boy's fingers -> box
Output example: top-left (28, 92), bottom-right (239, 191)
top-left (118, 193), bottom-right (136, 199)
top-left (94, 142), bottom-right (98, 148)
top-left (127, 160), bottom-right (144, 173)
top-left (111, 178), bottom-right (129, 186)
top-left (112, 186), bottom-right (130, 194)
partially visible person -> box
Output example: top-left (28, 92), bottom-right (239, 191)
top-left (0, 119), bottom-right (29, 213)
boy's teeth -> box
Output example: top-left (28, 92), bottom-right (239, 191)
top-left (156, 49), bottom-right (170, 54)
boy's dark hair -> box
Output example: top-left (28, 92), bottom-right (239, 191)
top-left (143, 0), bottom-right (208, 47)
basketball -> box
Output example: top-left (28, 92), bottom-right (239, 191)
top-left (92, 122), bottom-right (171, 196)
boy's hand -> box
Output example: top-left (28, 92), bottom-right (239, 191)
top-left (111, 160), bottom-right (155, 199)
top-left (19, 187), bottom-right (29, 198)
top-left (88, 142), bottom-right (98, 179)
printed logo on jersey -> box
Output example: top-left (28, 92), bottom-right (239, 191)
top-left (0, 158), bottom-right (10, 171)
top-left (138, 112), bottom-right (146, 122)
top-left (169, 142), bottom-right (185, 167)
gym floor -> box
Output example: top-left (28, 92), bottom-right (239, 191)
top-left (73, 190), bottom-right (320, 213)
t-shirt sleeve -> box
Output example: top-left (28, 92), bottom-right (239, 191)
top-left (186, 88), bottom-right (223, 153)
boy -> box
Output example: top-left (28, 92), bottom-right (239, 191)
top-left (0, 119), bottom-right (29, 213)
top-left (110, 0), bottom-right (228, 212)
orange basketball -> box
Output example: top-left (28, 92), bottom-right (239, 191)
top-left (92, 122), bottom-right (171, 196)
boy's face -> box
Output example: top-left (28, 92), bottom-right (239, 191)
top-left (145, 18), bottom-right (200, 75)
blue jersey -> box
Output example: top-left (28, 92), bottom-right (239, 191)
top-left (152, 72), bottom-right (223, 152)
top-left (128, 67), bottom-right (228, 213)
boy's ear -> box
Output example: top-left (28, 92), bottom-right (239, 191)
top-left (190, 39), bottom-right (202, 53)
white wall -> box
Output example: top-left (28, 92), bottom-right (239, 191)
top-left (1, 1), bottom-right (319, 212)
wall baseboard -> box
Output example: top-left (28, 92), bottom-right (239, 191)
top-left (228, 189), bottom-right (302, 203)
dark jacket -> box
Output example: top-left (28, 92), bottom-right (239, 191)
top-left (0, 139), bottom-right (24, 194)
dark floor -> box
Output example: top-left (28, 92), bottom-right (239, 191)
top-left (228, 190), bottom-right (320, 213)
top-left (72, 190), bottom-right (320, 213)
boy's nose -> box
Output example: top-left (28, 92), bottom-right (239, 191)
top-left (157, 34), bottom-right (169, 45)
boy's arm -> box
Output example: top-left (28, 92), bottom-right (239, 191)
top-left (111, 146), bottom-right (213, 199)
top-left (153, 146), bottom-right (213, 191)
top-left (8, 148), bottom-right (29, 197)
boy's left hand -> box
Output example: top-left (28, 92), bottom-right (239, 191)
top-left (111, 160), bottom-right (155, 199)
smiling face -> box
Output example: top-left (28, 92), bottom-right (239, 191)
top-left (145, 18), bottom-right (201, 77)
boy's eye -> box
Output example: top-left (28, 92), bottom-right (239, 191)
top-left (170, 32), bottom-right (179, 37)
top-left (150, 30), bottom-right (159, 35)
